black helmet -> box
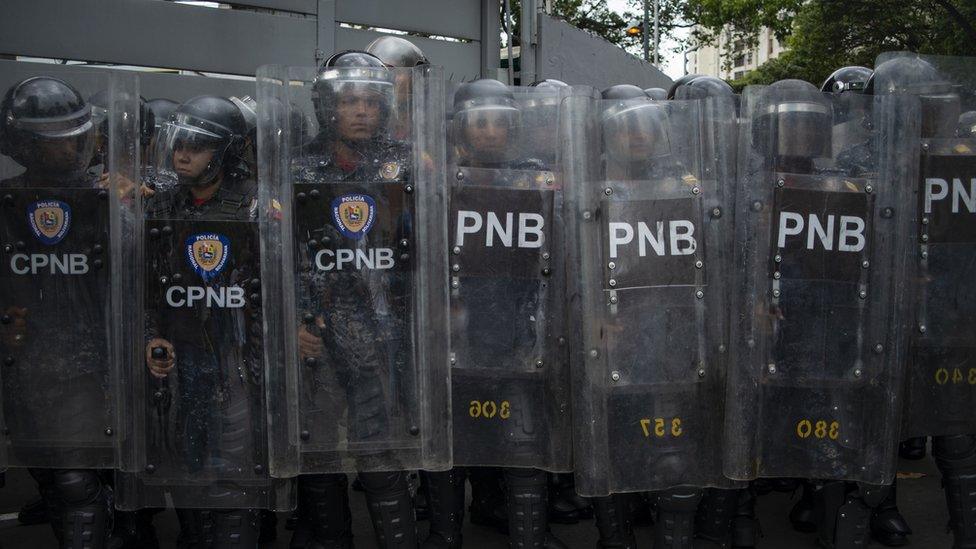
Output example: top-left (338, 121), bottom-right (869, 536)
top-left (754, 79), bottom-right (832, 160)
top-left (821, 66), bottom-right (873, 94)
top-left (366, 36), bottom-right (429, 68)
top-left (601, 85), bottom-right (670, 161)
top-left (311, 50), bottom-right (394, 137)
top-left (672, 76), bottom-right (734, 100)
top-left (867, 55), bottom-right (961, 138)
top-left (0, 76), bottom-right (94, 175)
top-left (667, 74), bottom-right (703, 99)
top-left (229, 95), bottom-right (257, 137)
top-left (602, 84), bottom-right (648, 101)
top-left (957, 111), bottom-right (976, 138)
top-left (90, 90), bottom-right (155, 148)
top-left (155, 95), bottom-right (248, 186)
top-left (644, 87), bottom-right (667, 100)
top-left (147, 98), bottom-right (179, 131)
top-left (453, 79), bottom-right (520, 163)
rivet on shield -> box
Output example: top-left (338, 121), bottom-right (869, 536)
top-left (751, 201), bottom-right (763, 212)
top-left (307, 239), bottom-right (320, 249)
top-left (546, 177), bottom-right (554, 186)
top-left (145, 464), bottom-right (156, 474)
top-left (542, 252), bottom-right (550, 260)
top-left (451, 279), bottom-right (459, 289)
top-left (772, 289), bottom-right (781, 298)
top-left (604, 187), bottom-right (613, 196)
top-left (882, 207), bottom-right (894, 219)
top-left (400, 253), bottom-right (410, 262)
top-left (589, 349), bottom-right (599, 358)
top-left (409, 425), bottom-right (420, 436)
top-left (711, 207), bottom-right (722, 218)
top-left (254, 464), bottom-right (264, 474)
top-left (695, 290), bottom-right (704, 299)
top-left (0, 315), bottom-right (9, 325)
top-left (535, 360), bottom-right (544, 369)
top-left (767, 363), bottom-right (776, 374)
top-left (399, 239), bottom-right (409, 248)
top-left (608, 261), bottom-right (616, 270)
top-left (919, 325), bottom-right (927, 334)
top-left (450, 355), bottom-right (457, 365)
top-left (309, 189), bottom-right (320, 199)
top-left (300, 430), bottom-right (310, 441)
top-left (404, 185), bottom-right (414, 194)
top-left (698, 368), bottom-right (706, 378)
top-left (161, 225), bottom-right (173, 236)
top-left (302, 312), bottom-right (315, 324)
top-left (98, 189), bottom-right (108, 199)
top-left (773, 272), bottom-right (781, 280)
top-left (776, 179), bottom-right (785, 188)
top-left (774, 254), bottom-right (782, 263)
top-left (691, 186), bottom-right (701, 195)
top-left (864, 185), bottom-right (873, 194)
top-left (920, 251), bottom-right (928, 259)
top-left (149, 228), bottom-right (160, 239)
top-left (874, 344), bottom-right (884, 354)
top-left (853, 368), bottom-right (862, 378)
top-left (861, 260), bottom-right (870, 269)
top-left (921, 217), bottom-right (929, 225)
top-left (1, 194), bottom-right (12, 206)
top-left (104, 428), bottom-right (113, 437)
top-left (452, 246), bottom-right (461, 255)
top-left (541, 267), bottom-right (551, 276)
top-left (456, 171), bottom-right (464, 181)
top-left (2, 245), bottom-right (11, 253)
top-left (609, 295), bottom-right (618, 305)
top-left (452, 264), bottom-right (460, 273)
top-left (610, 371), bottom-right (620, 382)
top-left (93, 259), bottom-right (103, 269)
top-left (583, 211), bottom-right (593, 220)
top-left (15, 241), bottom-right (25, 251)
top-left (296, 192), bottom-right (307, 202)
top-left (921, 142), bottom-right (929, 151)
top-left (719, 344), bottom-right (727, 353)
top-left (920, 234), bottom-right (929, 243)
top-left (159, 276), bottom-right (169, 285)
top-left (858, 290), bottom-right (867, 299)
top-left (695, 261), bottom-right (703, 269)
top-left (93, 244), bottom-right (103, 255)
top-left (608, 278), bottom-right (617, 287)
top-left (304, 357), bottom-right (317, 368)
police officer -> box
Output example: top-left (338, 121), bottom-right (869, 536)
top-left (867, 54), bottom-right (976, 549)
top-left (291, 50), bottom-right (417, 548)
top-left (144, 95), bottom-right (261, 548)
top-left (644, 87), bottom-right (667, 100)
top-left (0, 76), bottom-right (112, 549)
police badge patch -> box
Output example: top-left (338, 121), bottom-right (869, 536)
top-left (379, 161), bottom-right (401, 181)
top-left (185, 233), bottom-right (231, 283)
top-left (331, 193), bottom-right (377, 240)
top-left (27, 200), bottom-right (71, 245)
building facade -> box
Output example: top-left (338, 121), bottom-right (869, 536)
top-left (687, 26), bottom-right (786, 81)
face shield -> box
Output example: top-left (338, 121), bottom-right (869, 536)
top-left (763, 100), bottom-right (832, 160)
top-left (454, 102), bottom-right (520, 164)
top-left (154, 113), bottom-right (230, 187)
top-left (313, 66), bottom-right (395, 141)
top-left (601, 101), bottom-right (671, 163)
top-left (8, 105), bottom-right (95, 175)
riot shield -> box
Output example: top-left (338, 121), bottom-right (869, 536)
top-left (874, 52), bottom-right (976, 438)
top-left (117, 97), bottom-right (290, 510)
top-left (724, 80), bottom-right (916, 484)
top-left (257, 63), bottom-right (450, 476)
top-left (0, 65), bottom-right (138, 469)
top-left (563, 93), bottom-right (735, 497)
top-left (444, 84), bottom-right (572, 471)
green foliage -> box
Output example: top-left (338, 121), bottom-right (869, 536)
top-left (687, 0), bottom-right (976, 87)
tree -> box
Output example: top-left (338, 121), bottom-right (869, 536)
top-left (681, 0), bottom-right (976, 88)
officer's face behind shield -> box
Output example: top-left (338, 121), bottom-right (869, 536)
top-left (602, 101), bottom-right (671, 166)
top-left (155, 114), bottom-right (225, 187)
top-left (762, 100), bottom-right (832, 161)
top-left (871, 56), bottom-right (962, 139)
top-left (335, 84), bottom-right (387, 142)
top-left (456, 105), bottom-right (519, 164)
top-left (6, 110), bottom-right (95, 176)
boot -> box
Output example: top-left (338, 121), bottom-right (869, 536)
top-left (421, 469), bottom-right (465, 549)
top-left (360, 470), bottom-right (418, 548)
top-left (870, 479), bottom-right (911, 547)
top-left (548, 473), bottom-right (592, 524)
top-left (592, 495), bottom-right (636, 549)
top-left (211, 509), bottom-right (260, 549)
top-left (790, 481), bottom-right (817, 533)
top-left (469, 467), bottom-right (508, 534)
top-left (898, 437), bottom-right (926, 460)
top-left (695, 488), bottom-right (738, 547)
top-left (504, 468), bottom-right (553, 549)
top-left (654, 487), bottom-right (701, 549)
top-left (293, 473), bottom-right (353, 549)
top-left (18, 497), bottom-right (49, 526)
top-left (732, 486), bottom-right (759, 549)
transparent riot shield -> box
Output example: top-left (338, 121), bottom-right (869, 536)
top-left (444, 84), bottom-right (572, 471)
top-left (0, 64), bottom-right (138, 469)
top-left (874, 52), bottom-right (976, 438)
top-left (725, 80), bottom-right (916, 484)
top-left (117, 96), bottom-right (291, 510)
top-left (257, 63), bottom-right (450, 476)
top-left (563, 93), bottom-right (735, 497)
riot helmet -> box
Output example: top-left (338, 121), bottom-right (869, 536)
top-left (453, 78), bottom-right (520, 165)
top-left (600, 85), bottom-right (671, 164)
top-left (0, 76), bottom-right (95, 177)
top-left (866, 55), bottom-right (961, 138)
top-left (667, 74), bottom-right (703, 99)
top-left (957, 111), bottom-right (976, 138)
top-left (311, 50), bottom-right (395, 148)
top-left (154, 95), bottom-right (248, 187)
top-left (90, 90), bottom-right (155, 149)
top-left (754, 79), bottom-right (832, 162)
top-left (522, 79), bottom-right (569, 162)
top-left (366, 36), bottom-right (430, 68)
top-left (821, 66), bottom-right (873, 94)
top-left (644, 87), bottom-right (667, 100)
top-left (147, 98), bottom-right (179, 132)
top-left (672, 76), bottom-right (734, 100)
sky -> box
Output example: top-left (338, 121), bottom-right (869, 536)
top-left (606, 0), bottom-right (688, 79)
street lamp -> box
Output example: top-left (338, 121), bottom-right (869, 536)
top-left (624, 0), bottom-right (658, 65)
